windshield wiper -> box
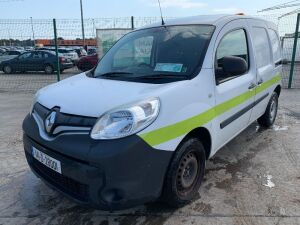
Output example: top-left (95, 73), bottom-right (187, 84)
top-left (95, 71), bottom-right (134, 78)
top-left (136, 74), bottom-right (188, 79)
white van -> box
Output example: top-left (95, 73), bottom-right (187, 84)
top-left (23, 15), bottom-right (282, 210)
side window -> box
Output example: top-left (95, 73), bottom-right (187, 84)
top-left (215, 29), bottom-right (249, 83)
top-left (18, 52), bottom-right (32, 60)
top-left (268, 29), bottom-right (281, 63)
top-left (252, 27), bottom-right (271, 68)
top-left (32, 52), bottom-right (43, 59)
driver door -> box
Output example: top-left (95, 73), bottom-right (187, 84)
top-left (14, 52), bottom-right (32, 71)
top-left (212, 20), bottom-right (256, 150)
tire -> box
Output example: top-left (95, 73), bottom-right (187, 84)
top-left (44, 65), bottom-right (54, 74)
top-left (162, 138), bottom-right (206, 207)
top-left (78, 63), bottom-right (92, 72)
top-left (257, 92), bottom-right (278, 127)
top-left (3, 65), bottom-right (12, 74)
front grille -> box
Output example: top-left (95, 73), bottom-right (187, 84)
top-left (33, 103), bottom-right (97, 128)
top-left (27, 152), bottom-right (89, 202)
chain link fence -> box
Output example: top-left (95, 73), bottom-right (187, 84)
top-left (0, 15), bottom-right (299, 92)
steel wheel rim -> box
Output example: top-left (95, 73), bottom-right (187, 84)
top-left (269, 97), bottom-right (277, 122)
top-left (4, 66), bottom-right (11, 73)
top-left (176, 151), bottom-right (199, 196)
top-left (45, 66), bottom-right (52, 74)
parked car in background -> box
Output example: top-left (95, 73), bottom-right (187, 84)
top-left (25, 46), bottom-right (35, 51)
top-left (57, 48), bottom-right (79, 64)
top-left (0, 50), bottom-right (73, 74)
top-left (0, 50), bottom-right (24, 63)
top-left (76, 53), bottom-right (98, 71)
top-left (37, 47), bottom-right (79, 64)
top-left (87, 48), bottom-right (97, 55)
top-left (0, 48), bottom-right (6, 54)
top-left (73, 47), bottom-right (87, 57)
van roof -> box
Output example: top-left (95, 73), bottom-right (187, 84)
top-left (141, 14), bottom-right (272, 29)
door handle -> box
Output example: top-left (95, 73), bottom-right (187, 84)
top-left (257, 78), bottom-right (263, 85)
top-left (248, 83), bottom-right (257, 90)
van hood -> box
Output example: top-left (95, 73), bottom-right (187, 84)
top-left (36, 73), bottom-right (174, 118)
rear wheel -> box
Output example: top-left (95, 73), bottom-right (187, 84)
top-left (3, 65), bottom-right (12, 74)
top-left (162, 138), bottom-right (206, 207)
top-left (257, 92), bottom-right (278, 127)
top-left (44, 65), bottom-right (54, 74)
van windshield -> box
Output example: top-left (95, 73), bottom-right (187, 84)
top-left (93, 25), bottom-right (215, 83)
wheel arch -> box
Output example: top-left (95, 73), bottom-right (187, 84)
top-left (274, 85), bottom-right (281, 97)
top-left (180, 127), bottom-right (212, 160)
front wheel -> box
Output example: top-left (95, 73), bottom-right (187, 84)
top-left (257, 92), bottom-right (278, 127)
top-left (3, 65), bottom-right (13, 74)
top-left (162, 138), bottom-right (206, 207)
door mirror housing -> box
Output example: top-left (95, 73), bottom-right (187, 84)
top-left (222, 56), bottom-right (248, 77)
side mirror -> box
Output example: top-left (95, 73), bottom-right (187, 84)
top-left (222, 56), bottom-right (248, 76)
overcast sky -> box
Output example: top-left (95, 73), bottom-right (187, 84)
top-left (0, 0), bottom-right (287, 19)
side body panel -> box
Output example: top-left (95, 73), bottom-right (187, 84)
top-left (246, 19), bottom-right (282, 123)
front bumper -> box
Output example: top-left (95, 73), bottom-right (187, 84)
top-left (61, 62), bottom-right (74, 70)
top-left (22, 113), bottom-right (173, 210)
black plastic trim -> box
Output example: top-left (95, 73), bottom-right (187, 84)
top-left (34, 102), bottom-right (97, 136)
top-left (220, 93), bottom-right (269, 129)
top-left (22, 114), bottom-right (174, 210)
top-left (275, 60), bottom-right (282, 67)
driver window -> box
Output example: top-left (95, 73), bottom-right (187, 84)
top-left (19, 52), bottom-right (32, 60)
top-left (215, 29), bottom-right (249, 84)
top-left (113, 36), bottom-right (153, 68)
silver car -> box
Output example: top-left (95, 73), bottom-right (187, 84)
top-left (0, 50), bottom-right (23, 63)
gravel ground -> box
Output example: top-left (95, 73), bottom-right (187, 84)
top-left (0, 68), bottom-right (79, 93)
top-left (0, 88), bottom-right (299, 225)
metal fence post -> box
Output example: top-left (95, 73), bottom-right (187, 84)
top-left (53, 19), bottom-right (60, 82)
top-left (131, 16), bottom-right (134, 30)
top-left (288, 13), bottom-right (300, 88)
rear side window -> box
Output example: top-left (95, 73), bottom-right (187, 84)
top-left (268, 29), bottom-right (281, 63)
top-left (32, 52), bottom-right (43, 59)
top-left (9, 51), bottom-right (18, 55)
top-left (252, 27), bottom-right (271, 68)
top-left (215, 29), bottom-right (249, 83)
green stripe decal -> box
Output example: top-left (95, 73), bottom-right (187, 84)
top-left (139, 75), bottom-right (281, 146)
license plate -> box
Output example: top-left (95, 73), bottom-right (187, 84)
top-left (32, 147), bottom-right (62, 174)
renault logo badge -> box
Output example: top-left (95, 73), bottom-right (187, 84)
top-left (45, 111), bottom-right (57, 134)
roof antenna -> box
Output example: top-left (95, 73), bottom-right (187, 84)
top-left (157, 0), bottom-right (165, 25)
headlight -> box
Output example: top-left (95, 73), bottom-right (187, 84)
top-left (29, 92), bottom-right (39, 115)
top-left (90, 97), bottom-right (160, 140)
